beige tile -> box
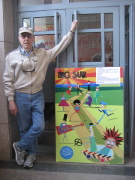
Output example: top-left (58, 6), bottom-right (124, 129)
top-left (0, 84), bottom-right (8, 123)
top-left (0, 42), bottom-right (14, 83)
top-left (3, 0), bottom-right (14, 43)
top-left (0, 84), bottom-right (18, 124)
top-left (0, 42), bottom-right (14, 84)
top-left (0, 0), bottom-right (4, 42)
top-left (4, 41), bottom-right (14, 57)
top-left (0, 65), bottom-right (4, 84)
top-left (0, 123), bottom-right (10, 160)
top-left (0, 42), bottom-right (4, 61)
top-left (0, 119), bottom-right (19, 160)
top-left (0, 42), bottom-right (4, 84)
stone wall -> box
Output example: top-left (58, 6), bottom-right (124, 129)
top-left (0, 0), bottom-right (19, 160)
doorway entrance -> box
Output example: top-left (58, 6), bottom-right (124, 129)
top-left (16, 3), bottom-right (134, 156)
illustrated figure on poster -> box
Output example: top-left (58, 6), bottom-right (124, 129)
top-left (81, 123), bottom-right (97, 151)
top-left (76, 83), bottom-right (83, 95)
top-left (66, 85), bottom-right (72, 95)
top-left (85, 93), bottom-right (92, 106)
top-left (60, 114), bottom-right (68, 142)
top-left (97, 101), bottom-right (115, 124)
top-left (87, 81), bottom-right (91, 91)
top-left (70, 99), bottom-right (86, 121)
top-left (58, 94), bottom-right (69, 111)
top-left (93, 86), bottom-right (102, 107)
top-left (82, 125), bottom-right (124, 163)
top-left (56, 115), bottom-right (84, 138)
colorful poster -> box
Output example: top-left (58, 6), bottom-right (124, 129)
top-left (55, 67), bottom-right (124, 164)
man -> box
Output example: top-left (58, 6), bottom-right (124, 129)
top-left (3, 20), bottom-right (78, 168)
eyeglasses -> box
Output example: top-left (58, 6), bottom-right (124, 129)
top-left (20, 33), bottom-right (33, 39)
top-left (21, 59), bottom-right (36, 72)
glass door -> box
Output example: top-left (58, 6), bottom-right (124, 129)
top-left (17, 6), bottom-right (120, 153)
top-left (65, 7), bottom-right (119, 68)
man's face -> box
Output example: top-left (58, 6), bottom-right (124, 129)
top-left (18, 32), bottom-right (34, 52)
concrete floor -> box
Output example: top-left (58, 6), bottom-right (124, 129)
top-left (0, 153), bottom-right (135, 180)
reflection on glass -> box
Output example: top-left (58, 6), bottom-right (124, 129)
top-left (34, 17), bottom-right (54, 31)
top-left (105, 32), bottom-right (113, 66)
top-left (78, 14), bottom-right (101, 30)
top-left (18, 0), bottom-right (62, 6)
top-left (75, 33), bottom-right (101, 62)
top-left (35, 35), bottom-right (55, 62)
top-left (23, 19), bottom-right (30, 28)
top-left (104, 13), bottom-right (113, 28)
top-left (35, 35), bottom-right (55, 49)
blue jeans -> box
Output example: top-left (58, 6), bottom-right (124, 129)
top-left (15, 90), bottom-right (45, 154)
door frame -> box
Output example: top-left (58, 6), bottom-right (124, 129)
top-left (65, 7), bottom-right (119, 68)
top-left (14, 0), bottom-right (135, 156)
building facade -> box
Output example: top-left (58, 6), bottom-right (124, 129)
top-left (0, 0), bottom-right (135, 160)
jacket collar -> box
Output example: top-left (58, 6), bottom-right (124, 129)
top-left (19, 45), bottom-right (33, 57)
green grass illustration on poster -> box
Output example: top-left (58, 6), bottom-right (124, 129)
top-left (55, 67), bottom-right (124, 164)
